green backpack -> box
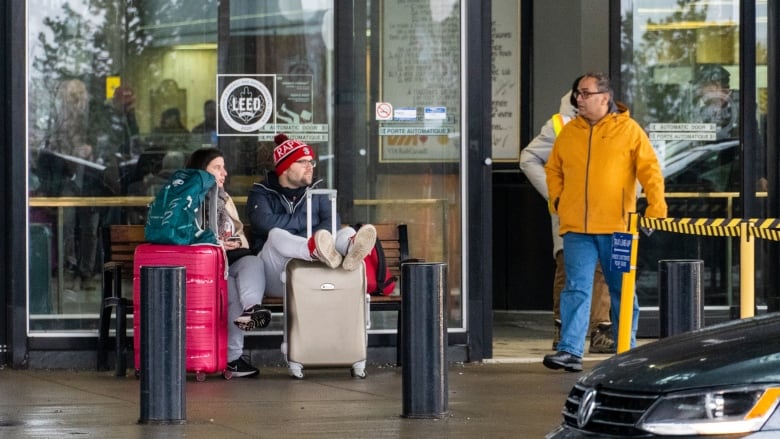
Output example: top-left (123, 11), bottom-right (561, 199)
top-left (145, 169), bottom-right (218, 245)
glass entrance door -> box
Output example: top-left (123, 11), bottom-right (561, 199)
top-left (216, 0), bottom-right (465, 333)
top-left (26, 0), bottom-right (466, 336)
top-left (619, 1), bottom-right (769, 317)
top-left (27, 0), bottom-right (221, 333)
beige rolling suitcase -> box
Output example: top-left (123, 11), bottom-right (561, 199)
top-left (281, 189), bottom-right (369, 379)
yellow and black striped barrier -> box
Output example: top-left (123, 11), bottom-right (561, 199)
top-left (617, 214), bottom-right (780, 354)
top-left (638, 217), bottom-right (780, 241)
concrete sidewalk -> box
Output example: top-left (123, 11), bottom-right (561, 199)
top-left (0, 312), bottom-right (644, 438)
top-left (0, 362), bottom-right (581, 438)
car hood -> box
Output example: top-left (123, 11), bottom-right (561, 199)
top-left (580, 313), bottom-right (780, 393)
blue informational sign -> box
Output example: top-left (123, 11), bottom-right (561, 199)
top-left (611, 232), bottom-right (633, 273)
top-left (424, 106), bottom-right (447, 120)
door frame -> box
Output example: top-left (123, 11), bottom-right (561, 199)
top-left (5, 0), bottom-right (30, 368)
top-left (464, 1), bottom-right (493, 361)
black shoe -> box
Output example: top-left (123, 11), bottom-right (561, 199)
top-left (226, 356), bottom-right (259, 378)
top-left (543, 351), bottom-right (583, 372)
top-left (234, 304), bottom-right (272, 331)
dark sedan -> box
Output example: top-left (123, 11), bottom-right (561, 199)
top-left (546, 312), bottom-right (780, 438)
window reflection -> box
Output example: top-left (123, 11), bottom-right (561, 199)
top-left (27, 0), bottom-right (220, 331)
top-left (27, 0), bottom-right (465, 336)
top-left (622, 1), bottom-right (768, 312)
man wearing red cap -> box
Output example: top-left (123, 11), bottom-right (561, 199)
top-left (246, 133), bottom-right (377, 300)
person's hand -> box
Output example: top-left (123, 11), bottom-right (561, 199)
top-left (222, 238), bottom-right (241, 250)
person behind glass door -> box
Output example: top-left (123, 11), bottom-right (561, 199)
top-left (187, 147), bottom-right (272, 378)
top-left (543, 72), bottom-right (667, 372)
top-left (150, 107), bottom-right (189, 150)
top-left (519, 76), bottom-right (614, 355)
top-left (105, 84), bottom-right (140, 158)
top-left (191, 99), bottom-right (218, 147)
top-left (690, 64), bottom-right (735, 140)
top-left (38, 79), bottom-right (114, 291)
top-left (690, 64), bottom-right (766, 190)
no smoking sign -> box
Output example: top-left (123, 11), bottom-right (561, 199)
top-left (376, 102), bottom-right (393, 121)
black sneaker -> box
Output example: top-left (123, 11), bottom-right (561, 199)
top-left (543, 351), bottom-right (583, 372)
top-left (226, 356), bottom-right (259, 378)
top-left (234, 304), bottom-right (272, 331)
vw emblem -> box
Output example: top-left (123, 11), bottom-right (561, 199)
top-left (577, 388), bottom-right (598, 428)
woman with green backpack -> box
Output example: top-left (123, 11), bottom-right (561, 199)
top-left (187, 147), bottom-right (271, 378)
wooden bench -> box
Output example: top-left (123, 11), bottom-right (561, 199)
top-left (96, 224), bottom-right (146, 375)
top-left (367, 223), bottom-right (408, 365)
top-left (96, 223), bottom-right (408, 374)
top-left (260, 223), bottom-right (407, 313)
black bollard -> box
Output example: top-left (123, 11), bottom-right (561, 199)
top-left (401, 262), bottom-right (448, 419)
top-left (139, 265), bottom-right (187, 425)
top-left (658, 259), bottom-right (703, 338)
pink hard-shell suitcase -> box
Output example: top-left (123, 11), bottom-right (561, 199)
top-left (133, 243), bottom-right (229, 381)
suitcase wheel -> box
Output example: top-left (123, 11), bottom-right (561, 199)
top-left (223, 369), bottom-right (233, 380)
top-left (351, 360), bottom-right (367, 379)
top-left (195, 371), bottom-right (206, 382)
top-left (288, 362), bottom-right (304, 379)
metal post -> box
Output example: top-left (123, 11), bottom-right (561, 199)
top-left (740, 221), bottom-right (755, 318)
top-left (658, 260), bottom-right (703, 338)
top-left (401, 262), bottom-right (448, 419)
top-left (617, 213), bottom-right (640, 353)
top-left (139, 265), bottom-right (187, 425)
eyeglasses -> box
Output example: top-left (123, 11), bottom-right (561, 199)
top-left (573, 90), bottom-right (607, 100)
top-left (295, 159), bottom-right (317, 168)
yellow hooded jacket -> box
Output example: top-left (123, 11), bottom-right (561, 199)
top-left (544, 103), bottom-right (667, 235)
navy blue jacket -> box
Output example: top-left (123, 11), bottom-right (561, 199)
top-left (246, 171), bottom-right (340, 254)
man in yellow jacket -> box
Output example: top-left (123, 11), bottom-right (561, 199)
top-left (519, 78), bottom-right (614, 354)
top-left (543, 72), bottom-right (667, 372)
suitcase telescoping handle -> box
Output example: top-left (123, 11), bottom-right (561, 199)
top-left (305, 189), bottom-right (337, 238)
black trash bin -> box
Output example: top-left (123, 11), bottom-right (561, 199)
top-left (658, 259), bottom-right (703, 338)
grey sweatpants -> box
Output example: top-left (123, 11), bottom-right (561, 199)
top-left (258, 227), bottom-right (356, 298)
top-left (227, 255), bottom-right (266, 362)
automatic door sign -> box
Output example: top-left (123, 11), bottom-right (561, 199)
top-left (219, 76), bottom-right (274, 133)
top-left (611, 232), bottom-right (633, 273)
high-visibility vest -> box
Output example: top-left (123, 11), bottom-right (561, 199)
top-left (551, 113), bottom-right (572, 136)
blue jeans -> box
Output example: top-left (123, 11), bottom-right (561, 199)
top-left (557, 233), bottom-right (639, 357)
